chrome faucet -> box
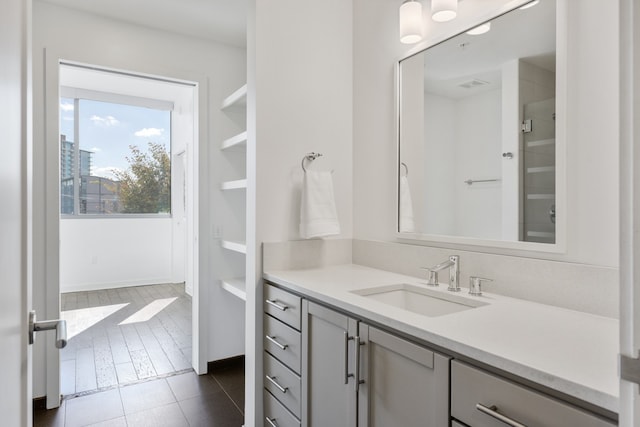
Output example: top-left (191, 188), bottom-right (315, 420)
top-left (422, 255), bottom-right (460, 292)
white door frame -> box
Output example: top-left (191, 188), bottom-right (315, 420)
top-left (1, 0), bottom-right (32, 423)
top-left (620, 0), bottom-right (640, 425)
top-left (42, 51), bottom-right (210, 407)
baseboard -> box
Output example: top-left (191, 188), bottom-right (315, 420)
top-left (33, 396), bottom-right (47, 410)
top-left (61, 279), bottom-right (183, 293)
top-left (207, 354), bottom-right (245, 373)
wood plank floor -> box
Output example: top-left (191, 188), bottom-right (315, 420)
top-left (60, 283), bottom-right (192, 396)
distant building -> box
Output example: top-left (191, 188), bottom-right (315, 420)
top-left (80, 176), bottom-right (121, 214)
top-left (61, 134), bottom-right (121, 214)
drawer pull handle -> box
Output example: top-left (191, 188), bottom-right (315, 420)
top-left (344, 332), bottom-right (354, 384)
top-left (266, 335), bottom-right (288, 350)
top-left (265, 375), bottom-right (288, 393)
top-left (266, 299), bottom-right (289, 311)
top-left (354, 336), bottom-right (366, 392)
top-left (476, 403), bottom-right (527, 427)
top-left (265, 417), bottom-right (279, 427)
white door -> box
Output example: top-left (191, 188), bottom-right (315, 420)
top-left (0, 0), bottom-right (33, 424)
top-left (620, 0), bottom-right (640, 425)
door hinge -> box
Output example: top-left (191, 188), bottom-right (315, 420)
top-left (620, 353), bottom-right (640, 386)
top-left (521, 119), bottom-right (532, 133)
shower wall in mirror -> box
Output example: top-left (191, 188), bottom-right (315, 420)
top-left (398, 0), bottom-right (559, 246)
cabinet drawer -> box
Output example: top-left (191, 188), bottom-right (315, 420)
top-left (265, 284), bottom-right (302, 330)
top-left (451, 361), bottom-right (615, 427)
top-left (264, 353), bottom-right (301, 419)
top-left (264, 390), bottom-right (300, 427)
top-left (264, 315), bottom-right (301, 374)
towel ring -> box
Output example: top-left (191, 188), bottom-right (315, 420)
top-left (301, 152), bottom-right (323, 172)
top-left (401, 162), bottom-right (409, 177)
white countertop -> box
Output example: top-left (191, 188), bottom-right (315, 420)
top-left (263, 263), bottom-right (619, 413)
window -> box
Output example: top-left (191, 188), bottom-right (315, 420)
top-left (60, 97), bottom-right (171, 215)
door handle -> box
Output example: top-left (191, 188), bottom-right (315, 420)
top-left (28, 311), bottom-right (67, 349)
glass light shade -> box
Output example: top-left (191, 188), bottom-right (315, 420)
top-left (466, 22), bottom-right (491, 35)
top-left (400, 1), bottom-right (423, 44)
top-left (431, 0), bottom-right (457, 22)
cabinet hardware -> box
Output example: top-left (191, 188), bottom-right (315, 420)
top-left (344, 332), bottom-right (354, 384)
top-left (265, 375), bottom-right (288, 393)
top-left (354, 337), bottom-right (366, 392)
top-left (266, 299), bottom-right (289, 311)
top-left (265, 417), bottom-right (279, 427)
top-left (476, 403), bottom-right (527, 427)
top-left (266, 335), bottom-right (288, 350)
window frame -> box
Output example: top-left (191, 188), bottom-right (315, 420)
top-left (59, 89), bottom-right (174, 218)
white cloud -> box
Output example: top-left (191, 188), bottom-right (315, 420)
top-left (89, 147), bottom-right (102, 153)
top-left (134, 127), bottom-right (165, 138)
top-left (90, 115), bottom-right (120, 126)
top-left (93, 166), bottom-right (123, 180)
top-left (60, 102), bottom-right (74, 112)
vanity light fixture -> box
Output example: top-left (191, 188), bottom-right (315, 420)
top-left (466, 22), bottom-right (491, 35)
top-left (431, 0), bottom-right (458, 22)
top-left (519, 0), bottom-right (540, 10)
top-left (400, 0), bottom-right (424, 44)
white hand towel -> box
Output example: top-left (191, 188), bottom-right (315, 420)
top-left (300, 170), bottom-right (341, 239)
top-left (399, 175), bottom-right (415, 233)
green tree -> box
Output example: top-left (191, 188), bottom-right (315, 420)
top-left (113, 142), bottom-right (171, 213)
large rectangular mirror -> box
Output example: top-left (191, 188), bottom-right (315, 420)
top-left (398, 0), bottom-right (562, 250)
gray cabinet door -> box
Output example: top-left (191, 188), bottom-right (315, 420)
top-left (357, 323), bottom-right (451, 427)
top-left (302, 300), bottom-right (357, 427)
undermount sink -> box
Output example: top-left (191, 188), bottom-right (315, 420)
top-left (351, 283), bottom-right (488, 317)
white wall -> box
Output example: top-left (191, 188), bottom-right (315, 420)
top-left (60, 218), bottom-right (174, 292)
top-left (32, 1), bottom-right (246, 398)
top-left (423, 92), bottom-right (456, 234)
top-left (353, 0), bottom-right (619, 269)
top-left (246, 0), bottom-right (353, 424)
top-left (454, 89), bottom-right (503, 239)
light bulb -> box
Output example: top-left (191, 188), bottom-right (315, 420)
top-left (467, 22), bottom-right (491, 35)
top-left (431, 0), bottom-right (457, 22)
top-left (520, 0), bottom-right (540, 10)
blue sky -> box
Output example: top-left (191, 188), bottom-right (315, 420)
top-left (60, 98), bottom-right (171, 180)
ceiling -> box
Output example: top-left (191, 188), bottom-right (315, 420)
top-left (418, 0), bottom-right (556, 99)
top-left (37, 0), bottom-right (248, 47)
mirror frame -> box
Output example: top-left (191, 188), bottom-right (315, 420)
top-left (395, 0), bottom-right (568, 254)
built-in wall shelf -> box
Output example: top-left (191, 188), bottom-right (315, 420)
top-left (526, 230), bottom-right (555, 239)
top-left (221, 179), bottom-right (247, 190)
top-left (527, 139), bottom-right (555, 148)
top-left (221, 240), bottom-right (247, 254)
top-left (221, 84), bottom-right (247, 110)
top-left (221, 131), bottom-right (247, 150)
top-left (527, 166), bottom-right (555, 174)
top-left (527, 194), bottom-right (556, 200)
top-left (221, 277), bottom-right (247, 301)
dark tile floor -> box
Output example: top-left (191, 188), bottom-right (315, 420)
top-left (60, 283), bottom-right (192, 396)
top-left (34, 359), bottom-right (245, 427)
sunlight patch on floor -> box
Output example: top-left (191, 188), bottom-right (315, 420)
top-left (119, 297), bottom-right (178, 325)
top-left (62, 303), bottom-right (129, 339)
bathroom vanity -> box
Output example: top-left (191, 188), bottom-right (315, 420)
top-left (261, 264), bottom-right (618, 427)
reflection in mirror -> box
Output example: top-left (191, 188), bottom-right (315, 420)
top-left (398, 0), bottom-right (557, 245)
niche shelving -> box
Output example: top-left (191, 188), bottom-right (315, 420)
top-left (219, 84), bottom-right (248, 300)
